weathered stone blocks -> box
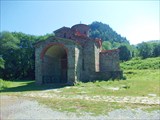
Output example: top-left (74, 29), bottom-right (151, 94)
top-left (34, 24), bottom-right (122, 85)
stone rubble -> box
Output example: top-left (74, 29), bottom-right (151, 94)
top-left (23, 92), bottom-right (160, 105)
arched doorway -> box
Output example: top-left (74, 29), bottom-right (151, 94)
top-left (42, 45), bottom-right (68, 84)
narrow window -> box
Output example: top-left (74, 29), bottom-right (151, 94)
top-left (64, 33), bottom-right (66, 38)
top-left (82, 59), bottom-right (85, 71)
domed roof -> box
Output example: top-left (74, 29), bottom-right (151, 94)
top-left (71, 24), bottom-right (89, 30)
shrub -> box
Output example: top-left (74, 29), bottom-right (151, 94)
top-left (121, 57), bottom-right (160, 70)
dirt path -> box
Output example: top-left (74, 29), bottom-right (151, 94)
top-left (0, 95), bottom-right (83, 119)
top-left (1, 95), bottom-right (160, 120)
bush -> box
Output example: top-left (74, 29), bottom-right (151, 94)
top-left (0, 79), bottom-right (10, 90)
top-left (121, 57), bottom-right (160, 70)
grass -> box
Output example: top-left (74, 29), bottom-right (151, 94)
top-left (47, 69), bottom-right (159, 97)
top-left (120, 57), bottom-right (160, 70)
top-left (1, 69), bottom-right (159, 115)
top-left (0, 79), bottom-right (66, 93)
top-left (1, 69), bottom-right (159, 97)
top-left (1, 57), bottom-right (160, 115)
top-left (36, 97), bottom-right (159, 115)
top-left (36, 98), bottom-right (129, 115)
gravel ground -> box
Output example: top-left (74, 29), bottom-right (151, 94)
top-left (1, 95), bottom-right (160, 120)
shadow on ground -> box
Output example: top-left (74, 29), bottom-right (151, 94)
top-left (1, 80), bottom-right (68, 92)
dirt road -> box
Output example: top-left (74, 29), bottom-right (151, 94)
top-left (1, 95), bottom-right (160, 120)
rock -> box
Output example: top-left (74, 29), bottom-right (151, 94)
top-left (108, 87), bottom-right (120, 91)
top-left (148, 94), bottom-right (157, 97)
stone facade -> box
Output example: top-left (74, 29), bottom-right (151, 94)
top-left (35, 24), bottom-right (122, 85)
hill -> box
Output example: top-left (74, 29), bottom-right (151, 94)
top-left (89, 21), bottom-right (129, 44)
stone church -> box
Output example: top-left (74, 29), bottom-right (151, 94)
top-left (35, 24), bottom-right (122, 85)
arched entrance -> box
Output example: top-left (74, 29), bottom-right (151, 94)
top-left (42, 44), bottom-right (68, 84)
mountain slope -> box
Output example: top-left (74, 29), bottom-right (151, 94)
top-left (89, 21), bottom-right (129, 44)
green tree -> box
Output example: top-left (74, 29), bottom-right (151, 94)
top-left (89, 21), bottom-right (130, 44)
top-left (0, 32), bottom-right (20, 79)
top-left (137, 42), bottom-right (153, 59)
top-left (118, 45), bottom-right (131, 61)
top-left (12, 32), bottom-right (37, 79)
top-left (153, 43), bottom-right (160, 57)
top-left (0, 31), bottom-right (19, 54)
top-left (102, 41), bottom-right (112, 50)
top-left (0, 31), bottom-right (52, 80)
top-left (0, 57), bottom-right (5, 69)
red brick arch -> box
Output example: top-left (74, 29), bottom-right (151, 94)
top-left (40, 43), bottom-right (68, 60)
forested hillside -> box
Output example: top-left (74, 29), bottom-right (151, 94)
top-left (89, 21), bottom-right (129, 44)
top-left (0, 21), bottom-right (160, 80)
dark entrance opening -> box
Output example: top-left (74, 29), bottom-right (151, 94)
top-left (42, 45), bottom-right (67, 84)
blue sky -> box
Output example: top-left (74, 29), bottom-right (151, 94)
top-left (1, 1), bottom-right (159, 45)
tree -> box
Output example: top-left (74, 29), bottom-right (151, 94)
top-left (102, 41), bottom-right (112, 50)
top-left (0, 31), bottom-right (19, 54)
top-left (11, 32), bottom-right (37, 79)
top-left (0, 31), bottom-right (52, 80)
top-left (137, 42), bottom-right (153, 59)
top-left (89, 21), bottom-right (130, 44)
top-left (0, 32), bottom-right (20, 79)
top-left (118, 45), bottom-right (131, 61)
top-left (0, 57), bottom-right (5, 69)
top-left (153, 43), bottom-right (160, 57)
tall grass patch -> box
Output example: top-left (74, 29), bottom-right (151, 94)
top-left (120, 57), bottom-right (160, 70)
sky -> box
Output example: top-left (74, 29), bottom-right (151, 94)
top-left (0, 1), bottom-right (159, 45)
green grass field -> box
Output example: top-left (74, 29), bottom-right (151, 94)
top-left (1, 69), bottom-right (159, 97)
top-left (0, 57), bottom-right (160, 115)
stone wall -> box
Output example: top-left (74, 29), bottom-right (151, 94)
top-left (81, 40), bottom-right (95, 82)
top-left (42, 55), bottom-right (56, 83)
top-left (71, 24), bottom-right (90, 37)
top-left (35, 36), bottom-right (81, 85)
top-left (92, 71), bottom-right (123, 81)
top-left (35, 24), bottom-right (122, 85)
top-left (54, 27), bottom-right (74, 39)
top-left (100, 49), bottom-right (120, 72)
